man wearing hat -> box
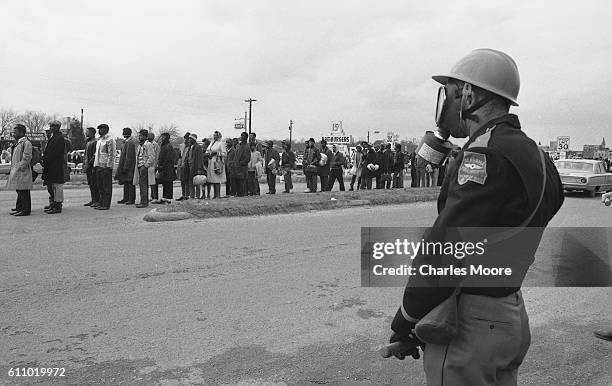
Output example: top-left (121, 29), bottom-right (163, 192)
top-left (264, 140), bottom-right (280, 194)
top-left (188, 133), bottom-right (204, 199)
top-left (115, 127), bottom-right (137, 205)
top-left (41, 120), bottom-right (67, 214)
top-left (177, 132), bottom-right (191, 201)
top-left (7, 124), bottom-right (33, 216)
top-left (92, 124), bottom-right (116, 210)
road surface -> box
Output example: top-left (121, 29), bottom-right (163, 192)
top-left (0, 187), bottom-right (611, 385)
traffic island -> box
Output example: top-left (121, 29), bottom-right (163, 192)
top-left (143, 187), bottom-right (441, 222)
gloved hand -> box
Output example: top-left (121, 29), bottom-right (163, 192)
top-left (381, 331), bottom-right (424, 360)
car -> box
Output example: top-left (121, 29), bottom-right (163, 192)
top-left (554, 159), bottom-right (612, 197)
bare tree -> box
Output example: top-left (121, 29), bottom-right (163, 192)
top-left (158, 123), bottom-right (181, 142)
top-left (0, 108), bottom-right (17, 137)
top-left (19, 110), bottom-right (51, 134)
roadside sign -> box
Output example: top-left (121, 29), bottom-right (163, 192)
top-left (557, 136), bottom-right (570, 151)
top-left (234, 122), bottom-right (244, 130)
top-left (322, 135), bottom-right (350, 144)
top-left (331, 121), bottom-right (342, 133)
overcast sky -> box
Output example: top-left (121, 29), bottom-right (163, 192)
top-left (1, 0), bottom-right (610, 149)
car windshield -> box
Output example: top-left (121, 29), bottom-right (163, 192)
top-left (555, 161), bottom-right (594, 172)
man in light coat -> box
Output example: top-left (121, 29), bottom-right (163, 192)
top-left (148, 132), bottom-right (161, 203)
top-left (133, 129), bottom-right (155, 208)
top-left (92, 124), bottom-right (116, 210)
top-left (7, 124), bottom-right (33, 216)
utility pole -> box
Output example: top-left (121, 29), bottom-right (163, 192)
top-left (244, 98), bottom-right (257, 135)
top-left (80, 108), bottom-right (84, 132)
top-left (244, 111), bottom-right (248, 134)
top-left (289, 120), bottom-right (293, 146)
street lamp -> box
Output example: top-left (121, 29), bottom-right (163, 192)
top-left (289, 120), bottom-right (293, 146)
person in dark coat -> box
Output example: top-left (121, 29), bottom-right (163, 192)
top-left (264, 140), bottom-right (280, 194)
top-left (41, 120), bottom-right (67, 214)
top-left (409, 150), bottom-right (417, 187)
top-left (327, 144), bottom-right (346, 191)
top-left (382, 143), bottom-right (394, 189)
top-left (188, 134), bottom-right (204, 199)
top-left (82, 127), bottom-right (99, 206)
top-left (318, 139), bottom-right (332, 191)
top-left (393, 144), bottom-right (405, 188)
top-left (281, 141), bottom-right (296, 193)
top-left (115, 127), bottom-right (137, 204)
top-left (225, 139), bottom-right (236, 197)
top-left (303, 138), bottom-right (320, 193)
top-left (155, 133), bottom-right (177, 203)
top-left (231, 132), bottom-right (251, 197)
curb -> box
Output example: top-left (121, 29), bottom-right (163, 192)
top-left (143, 208), bottom-right (195, 222)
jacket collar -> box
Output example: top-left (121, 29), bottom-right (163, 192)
top-left (466, 114), bottom-right (521, 148)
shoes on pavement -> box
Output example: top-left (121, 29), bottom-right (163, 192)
top-left (44, 204), bottom-right (52, 210)
top-left (11, 208), bottom-right (18, 212)
top-left (303, 189), bottom-right (311, 193)
top-left (12, 211), bottom-right (30, 216)
top-left (46, 207), bottom-right (62, 214)
top-left (125, 201), bottom-right (135, 205)
top-left (84, 201), bottom-right (94, 206)
top-left (117, 199), bottom-right (127, 204)
top-left (135, 203), bottom-right (149, 208)
top-left (176, 196), bottom-right (185, 201)
top-left (594, 330), bottom-right (612, 341)
top-left (90, 202), bottom-right (101, 208)
top-left (94, 206), bottom-right (110, 210)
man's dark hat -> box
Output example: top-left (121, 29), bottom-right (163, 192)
top-left (122, 127), bottom-right (132, 135)
top-left (139, 129), bottom-right (149, 136)
top-left (97, 124), bottom-right (109, 130)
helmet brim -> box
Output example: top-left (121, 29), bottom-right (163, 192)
top-left (432, 74), bottom-right (519, 106)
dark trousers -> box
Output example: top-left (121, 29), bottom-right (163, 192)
top-left (95, 167), bottom-right (113, 208)
top-left (306, 172), bottom-right (318, 192)
top-left (284, 170), bottom-right (293, 192)
top-left (122, 183), bottom-right (136, 203)
top-left (151, 184), bottom-right (159, 200)
top-left (319, 175), bottom-right (329, 192)
top-left (411, 167), bottom-right (417, 187)
top-left (161, 181), bottom-right (173, 199)
top-left (393, 171), bottom-right (404, 188)
top-left (364, 176), bottom-right (373, 190)
top-left (266, 173), bottom-right (276, 193)
top-left (350, 174), bottom-right (361, 190)
top-left (247, 171), bottom-right (259, 195)
top-left (385, 178), bottom-right (392, 189)
top-left (86, 168), bottom-right (100, 203)
top-left (327, 169), bottom-right (345, 191)
top-left (234, 178), bottom-right (247, 197)
top-left (375, 176), bottom-right (382, 189)
top-left (47, 184), bottom-right (54, 204)
top-left (16, 190), bottom-right (31, 214)
top-left (138, 166), bottom-right (149, 204)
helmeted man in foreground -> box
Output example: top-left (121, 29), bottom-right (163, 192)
top-left (384, 49), bottom-right (564, 385)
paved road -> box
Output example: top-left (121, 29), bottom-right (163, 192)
top-left (0, 187), bottom-right (611, 385)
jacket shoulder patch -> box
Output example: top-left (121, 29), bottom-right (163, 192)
top-left (458, 151), bottom-right (487, 185)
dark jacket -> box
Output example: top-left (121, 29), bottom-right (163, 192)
top-left (264, 148), bottom-right (280, 174)
top-left (381, 149), bottom-right (393, 173)
top-left (189, 143), bottom-right (204, 177)
top-left (83, 138), bottom-right (97, 174)
top-left (392, 114), bottom-right (565, 338)
top-left (281, 150), bottom-right (296, 169)
top-left (226, 147), bottom-right (236, 176)
top-left (42, 133), bottom-right (67, 184)
top-left (115, 137), bottom-right (137, 183)
top-left (364, 149), bottom-right (377, 178)
top-left (156, 142), bottom-right (177, 182)
top-left (318, 147), bottom-right (332, 176)
top-left (303, 146), bottom-right (320, 169)
top-left (329, 151), bottom-right (345, 170)
top-left (232, 142), bottom-right (251, 179)
top-left (393, 151), bottom-right (405, 173)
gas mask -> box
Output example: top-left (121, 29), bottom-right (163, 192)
top-left (435, 83), bottom-right (494, 139)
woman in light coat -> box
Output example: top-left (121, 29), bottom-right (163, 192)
top-left (7, 125), bottom-right (33, 216)
top-left (205, 130), bottom-right (227, 199)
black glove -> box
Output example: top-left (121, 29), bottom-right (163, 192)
top-left (387, 331), bottom-right (424, 360)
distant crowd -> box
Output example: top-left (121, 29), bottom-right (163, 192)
top-left (4, 120), bottom-right (454, 216)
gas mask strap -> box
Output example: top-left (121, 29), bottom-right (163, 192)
top-left (460, 84), bottom-right (494, 123)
